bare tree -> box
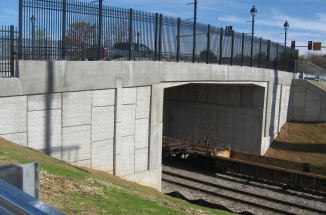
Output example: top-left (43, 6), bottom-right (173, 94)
top-left (65, 22), bottom-right (94, 60)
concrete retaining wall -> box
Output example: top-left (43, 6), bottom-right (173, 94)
top-left (0, 60), bottom-right (295, 190)
top-left (289, 79), bottom-right (326, 122)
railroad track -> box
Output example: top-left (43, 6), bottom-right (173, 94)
top-left (162, 168), bottom-right (326, 215)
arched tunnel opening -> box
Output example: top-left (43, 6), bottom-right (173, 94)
top-left (162, 83), bottom-right (265, 154)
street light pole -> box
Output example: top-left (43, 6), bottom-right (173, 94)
top-left (30, 15), bottom-right (36, 60)
top-left (250, 6), bottom-right (257, 67)
top-left (283, 21), bottom-right (289, 71)
top-left (284, 21), bottom-right (289, 47)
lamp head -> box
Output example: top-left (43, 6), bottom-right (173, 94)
top-left (250, 6), bottom-right (257, 17)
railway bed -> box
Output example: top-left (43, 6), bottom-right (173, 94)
top-left (162, 162), bottom-right (326, 215)
top-left (162, 136), bottom-right (326, 194)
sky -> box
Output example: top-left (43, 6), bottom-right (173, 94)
top-left (0, 0), bottom-right (325, 55)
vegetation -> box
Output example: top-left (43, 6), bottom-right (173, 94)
top-left (299, 52), bottom-right (326, 69)
top-left (0, 137), bottom-right (232, 215)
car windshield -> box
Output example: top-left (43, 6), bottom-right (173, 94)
top-left (134, 44), bottom-right (150, 52)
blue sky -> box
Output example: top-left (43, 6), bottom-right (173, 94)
top-left (0, 0), bottom-right (325, 55)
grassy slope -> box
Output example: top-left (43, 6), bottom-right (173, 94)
top-left (0, 137), bottom-right (232, 215)
top-left (265, 122), bottom-right (326, 166)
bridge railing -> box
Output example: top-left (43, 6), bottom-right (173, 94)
top-left (1, 0), bottom-right (298, 77)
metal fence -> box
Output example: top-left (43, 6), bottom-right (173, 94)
top-left (0, 26), bottom-right (18, 77)
top-left (1, 0), bottom-right (299, 77)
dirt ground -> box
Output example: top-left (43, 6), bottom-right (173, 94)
top-left (265, 122), bottom-right (326, 167)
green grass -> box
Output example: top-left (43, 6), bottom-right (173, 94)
top-left (0, 137), bottom-right (233, 215)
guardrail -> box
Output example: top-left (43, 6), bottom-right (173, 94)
top-left (0, 163), bottom-right (64, 214)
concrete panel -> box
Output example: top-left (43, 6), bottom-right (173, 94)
top-left (211, 64), bottom-right (228, 80)
top-left (293, 86), bottom-right (306, 92)
top-left (121, 104), bottom-right (136, 137)
top-left (321, 98), bottom-right (326, 110)
top-left (135, 118), bottom-right (149, 149)
top-left (0, 78), bottom-right (21, 97)
top-left (136, 86), bottom-right (151, 119)
top-left (91, 139), bottom-right (114, 172)
top-left (0, 132), bottom-right (27, 147)
top-left (240, 87), bottom-right (253, 108)
top-left (252, 87), bottom-right (265, 108)
top-left (149, 84), bottom-right (163, 170)
top-left (188, 84), bottom-right (198, 102)
top-left (198, 85), bottom-right (208, 103)
top-left (115, 135), bottom-right (135, 176)
top-left (135, 148), bottom-right (148, 173)
top-left (229, 86), bottom-right (241, 106)
top-left (304, 116), bottom-right (320, 122)
top-left (305, 100), bottom-right (321, 118)
top-left (292, 91), bottom-right (306, 108)
top-left (291, 107), bottom-right (305, 121)
top-left (122, 88), bottom-right (137, 105)
top-left (161, 62), bottom-right (197, 82)
top-left (306, 90), bottom-right (321, 101)
top-left (28, 94), bottom-right (61, 111)
top-left (207, 85), bottom-right (219, 104)
top-left (62, 91), bottom-right (92, 127)
top-left (92, 89), bottom-right (115, 107)
top-left (320, 110), bottom-right (326, 121)
top-left (19, 61), bottom-right (64, 95)
top-left (28, 109), bottom-right (62, 150)
top-left (218, 85), bottom-right (230, 105)
top-left (119, 61), bottom-right (160, 87)
top-left (63, 61), bottom-right (119, 91)
top-left (0, 96), bottom-right (27, 135)
top-left (91, 106), bottom-right (115, 142)
top-left (62, 125), bottom-right (91, 164)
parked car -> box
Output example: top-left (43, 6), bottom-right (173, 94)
top-left (86, 42), bottom-right (154, 61)
top-left (86, 47), bottom-right (109, 61)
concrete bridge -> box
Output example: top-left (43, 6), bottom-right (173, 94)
top-left (1, 60), bottom-right (324, 190)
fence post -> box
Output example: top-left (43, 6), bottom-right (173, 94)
top-left (267, 40), bottom-right (270, 69)
top-left (219, 28), bottom-right (223, 65)
top-left (62, 0), bottom-right (67, 60)
top-left (290, 48), bottom-right (293, 72)
top-left (192, 0), bottom-right (197, 63)
top-left (98, 0), bottom-right (103, 60)
top-left (258, 37), bottom-right (262, 68)
top-left (158, 14), bottom-right (163, 61)
top-left (18, 0), bottom-right (22, 60)
top-left (176, 18), bottom-right (181, 62)
top-left (206, 24), bottom-right (210, 64)
top-left (154, 13), bottom-right (158, 61)
top-left (283, 46), bottom-right (286, 71)
top-left (10, 25), bottom-right (15, 77)
top-left (241, 33), bottom-right (244, 66)
top-left (230, 30), bottom-right (234, 66)
top-left (276, 43), bottom-right (279, 71)
top-left (128, 8), bottom-right (133, 61)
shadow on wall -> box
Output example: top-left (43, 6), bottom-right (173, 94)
top-left (271, 141), bottom-right (326, 153)
top-left (45, 60), bottom-right (54, 155)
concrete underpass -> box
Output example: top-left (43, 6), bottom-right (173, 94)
top-left (163, 83), bottom-right (265, 154)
